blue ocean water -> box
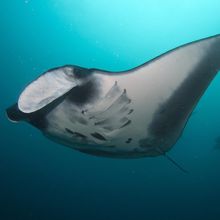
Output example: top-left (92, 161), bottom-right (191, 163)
top-left (1, 0), bottom-right (220, 219)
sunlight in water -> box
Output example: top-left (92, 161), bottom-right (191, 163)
top-left (51, 0), bottom-right (220, 69)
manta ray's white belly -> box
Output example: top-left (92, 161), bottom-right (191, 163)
top-left (43, 61), bottom-right (190, 158)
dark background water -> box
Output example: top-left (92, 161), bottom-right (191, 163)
top-left (1, 1), bottom-right (220, 219)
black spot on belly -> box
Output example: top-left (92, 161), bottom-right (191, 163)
top-left (65, 128), bottom-right (74, 134)
top-left (120, 120), bottom-right (131, 128)
top-left (125, 138), bottom-right (132, 144)
top-left (74, 132), bottom-right (87, 139)
top-left (65, 128), bottom-right (87, 139)
top-left (91, 132), bottom-right (106, 141)
top-left (128, 109), bottom-right (134, 115)
top-left (94, 118), bottom-right (110, 126)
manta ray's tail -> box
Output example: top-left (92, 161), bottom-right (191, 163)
top-left (156, 147), bottom-right (188, 173)
top-left (163, 153), bottom-right (188, 174)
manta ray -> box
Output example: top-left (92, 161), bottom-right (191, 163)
top-left (6, 35), bottom-right (220, 171)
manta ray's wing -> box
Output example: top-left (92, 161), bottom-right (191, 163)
top-left (105, 34), bottom-right (220, 140)
top-left (90, 34), bottom-right (220, 156)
